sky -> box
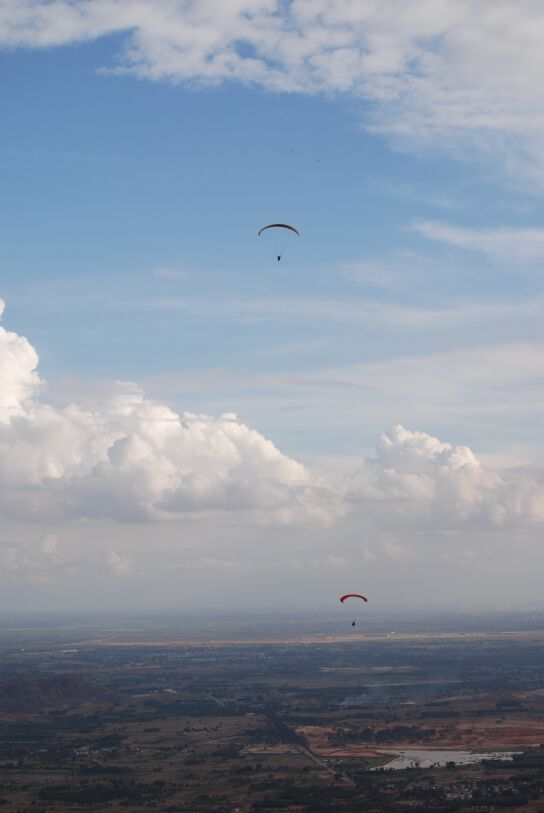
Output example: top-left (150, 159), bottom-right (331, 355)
top-left (1, 0), bottom-right (544, 612)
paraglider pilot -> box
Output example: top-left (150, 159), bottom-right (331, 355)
top-left (339, 594), bottom-right (368, 628)
top-left (257, 224), bottom-right (300, 263)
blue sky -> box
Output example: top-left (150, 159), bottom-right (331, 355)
top-left (2, 36), bottom-right (533, 383)
top-left (2, 41), bottom-right (539, 435)
top-left (1, 1), bottom-right (544, 610)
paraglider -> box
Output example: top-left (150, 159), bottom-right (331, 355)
top-left (257, 223), bottom-right (300, 262)
top-left (339, 594), bottom-right (368, 627)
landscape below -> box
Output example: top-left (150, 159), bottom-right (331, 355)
top-left (0, 609), bottom-right (543, 812)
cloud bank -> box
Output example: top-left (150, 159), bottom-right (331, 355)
top-left (0, 300), bottom-right (340, 524)
top-left (1, 300), bottom-right (544, 535)
top-left (2, 0), bottom-right (544, 167)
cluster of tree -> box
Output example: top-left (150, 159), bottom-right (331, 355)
top-left (332, 724), bottom-right (435, 743)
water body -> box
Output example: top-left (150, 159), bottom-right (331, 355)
top-left (373, 749), bottom-right (520, 770)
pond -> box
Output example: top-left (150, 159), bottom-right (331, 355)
top-left (372, 748), bottom-right (520, 770)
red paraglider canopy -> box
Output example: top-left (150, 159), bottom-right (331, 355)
top-left (339, 594), bottom-right (368, 603)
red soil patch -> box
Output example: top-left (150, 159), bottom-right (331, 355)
top-left (297, 726), bottom-right (379, 758)
top-left (452, 720), bottom-right (544, 748)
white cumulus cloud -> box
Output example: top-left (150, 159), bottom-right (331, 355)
top-left (349, 424), bottom-right (544, 530)
top-left (0, 300), bottom-right (341, 525)
top-left (0, 299), bottom-right (41, 420)
top-left (2, 299), bottom-right (544, 544)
